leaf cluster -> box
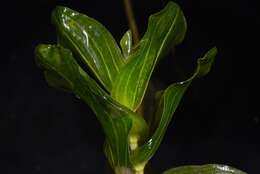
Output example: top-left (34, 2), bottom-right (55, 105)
top-left (35, 1), bottom-right (246, 174)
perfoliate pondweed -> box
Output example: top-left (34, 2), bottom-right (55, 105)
top-left (35, 1), bottom-right (246, 174)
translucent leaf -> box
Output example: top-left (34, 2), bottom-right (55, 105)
top-left (111, 2), bottom-right (187, 111)
top-left (120, 30), bottom-right (133, 59)
top-left (131, 48), bottom-right (217, 166)
top-left (52, 6), bottom-right (125, 91)
top-left (163, 164), bottom-right (247, 174)
top-left (35, 44), bottom-right (148, 168)
top-left (43, 71), bottom-right (72, 92)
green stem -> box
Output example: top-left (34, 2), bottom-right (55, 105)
top-left (115, 167), bottom-right (144, 174)
top-left (123, 0), bottom-right (140, 44)
top-left (115, 167), bottom-right (134, 174)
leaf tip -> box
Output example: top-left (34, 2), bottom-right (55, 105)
top-left (196, 46), bottom-right (217, 77)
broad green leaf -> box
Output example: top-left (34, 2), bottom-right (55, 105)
top-left (111, 2), bottom-right (187, 111)
top-left (163, 164), bottom-right (247, 174)
top-left (52, 6), bottom-right (125, 91)
top-left (35, 44), bottom-right (148, 168)
top-left (131, 47), bottom-right (217, 166)
top-left (120, 30), bottom-right (133, 59)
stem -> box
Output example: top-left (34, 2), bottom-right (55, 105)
top-left (115, 167), bottom-right (134, 174)
top-left (123, 0), bottom-right (140, 44)
top-left (115, 167), bottom-right (144, 174)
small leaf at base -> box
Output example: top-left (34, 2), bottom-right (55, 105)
top-left (163, 164), bottom-right (247, 174)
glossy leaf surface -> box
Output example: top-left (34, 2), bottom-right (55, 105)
top-left (111, 2), bottom-right (187, 111)
top-left (163, 164), bottom-right (247, 174)
top-left (52, 6), bottom-right (125, 91)
top-left (131, 48), bottom-right (217, 165)
top-left (35, 44), bottom-right (148, 168)
top-left (35, 1), bottom-right (226, 173)
top-left (120, 30), bottom-right (133, 59)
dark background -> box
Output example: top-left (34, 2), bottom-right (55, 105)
top-left (0, 0), bottom-right (259, 173)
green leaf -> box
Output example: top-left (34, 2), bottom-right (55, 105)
top-left (111, 2), bottom-right (187, 111)
top-left (43, 71), bottom-right (73, 92)
top-left (120, 30), bottom-right (133, 59)
top-left (146, 89), bottom-right (164, 133)
top-left (131, 47), bottom-right (217, 166)
top-left (35, 44), bottom-right (148, 168)
top-left (52, 6), bottom-right (125, 91)
top-left (162, 164), bottom-right (247, 174)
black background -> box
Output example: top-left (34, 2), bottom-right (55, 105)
top-left (1, 0), bottom-right (259, 173)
